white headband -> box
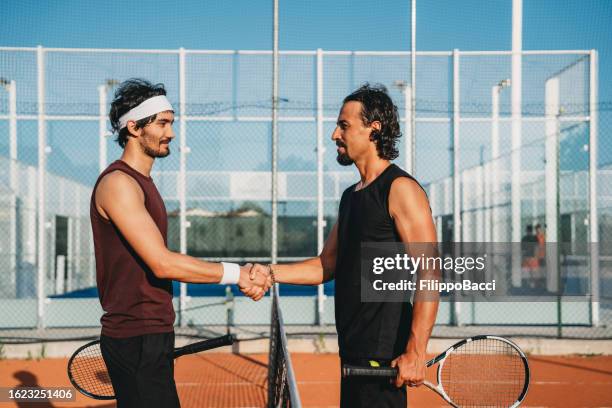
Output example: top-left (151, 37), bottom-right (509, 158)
top-left (118, 95), bottom-right (174, 129)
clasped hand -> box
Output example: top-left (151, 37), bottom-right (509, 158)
top-left (238, 263), bottom-right (273, 301)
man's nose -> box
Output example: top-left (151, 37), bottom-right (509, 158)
top-left (331, 127), bottom-right (341, 141)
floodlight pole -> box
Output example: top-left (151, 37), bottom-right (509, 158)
top-left (589, 49), bottom-right (599, 326)
top-left (178, 47), bottom-right (190, 327)
top-left (452, 49), bottom-right (461, 325)
top-left (410, 0), bottom-right (416, 175)
top-left (271, 0), bottom-right (279, 265)
top-left (97, 85), bottom-right (107, 173)
top-left (316, 48), bottom-right (326, 325)
top-left (544, 77), bottom-right (560, 296)
top-left (490, 80), bottom-right (509, 242)
top-left (405, 84), bottom-right (413, 173)
top-left (511, 0), bottom-right (523, 287)
top-left (489, 85), bottom-right (499, 244)
top-left (37, 45), bottom-right (47, 329)
top-left (97, 79), bottom-right (119, 173)
top-left (392, 80), bottom-right (412, 173)
top-left (5, 79), bottom-right (17, 188)
top-left (1, 79), bottom-right (18, 297)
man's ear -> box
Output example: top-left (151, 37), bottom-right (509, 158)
top-left (369, 120), bottom-right (382, 141)
top-left (126, 121), bottom-right (142, 138)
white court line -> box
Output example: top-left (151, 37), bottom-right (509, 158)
top-left (530, 381), bottom-right (612, 385)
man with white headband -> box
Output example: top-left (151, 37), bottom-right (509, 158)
top-left (90, 78), bottom-right (271, 407)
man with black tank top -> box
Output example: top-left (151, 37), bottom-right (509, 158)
top-left (91, 79), bottom-right (272, 408)
top-left (251, 84), bottom-right (439, 407)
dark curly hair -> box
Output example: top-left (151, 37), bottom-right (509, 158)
top-left (109, 78), bottom-right (169, 148)
top-left (343, 83), bottom-right (401, 160)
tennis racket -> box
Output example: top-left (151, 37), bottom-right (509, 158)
top-left (342, 335), bottom-right (529, 408)
top-left (67, 334), bottom-right (234, 400)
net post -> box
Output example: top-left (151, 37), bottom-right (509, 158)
top-left (268, 284), bottom-right (302, 407)
top-left (267, 285), bottom-right (279, 406)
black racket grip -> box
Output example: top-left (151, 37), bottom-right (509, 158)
top-left (342, 364), bottom-right (398, 378)
top-left (173, 334), bottom-right (234, 358)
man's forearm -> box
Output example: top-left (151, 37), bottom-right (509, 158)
top-left (406, 255), bottom-right (441, 355)
top-left (273, 257), bottom-right (331, 285)
top-left (154, 250), bottom-right (224, 283)
top-left (406, 300), bottom-right (438, 355)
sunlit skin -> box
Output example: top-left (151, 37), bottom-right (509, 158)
top-left (122, 110), bottom-right (176, 177)
top-left (331, 101), bottom-right (387, 183)
top-left (138, 112), bottom-right (175, 158)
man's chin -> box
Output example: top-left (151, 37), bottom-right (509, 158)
top-left (154, 146), bottom-right (171, 158)
top-left (336, 153), bottom-right (353, 166)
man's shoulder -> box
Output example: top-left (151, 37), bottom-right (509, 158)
top-left (341, 182), bottom-right (358, 197)
top-left (387, 163), bottom-right (415, 179)
top-left (99, 169), bottom-right (139, 186)
top-left (388, 172), bottom-right (431, 217)
top-left (97, 169), bottom-right (142, 197)
top-left (389, 174), bottom-right (424, 196)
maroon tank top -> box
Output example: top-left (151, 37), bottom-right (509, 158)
top-left (90, 160), bottom-right (175, 338)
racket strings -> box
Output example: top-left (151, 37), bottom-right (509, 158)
top-left (69, 343), bottom-right (115, 398)
top-left (440, 338), bottom-right (526, 407)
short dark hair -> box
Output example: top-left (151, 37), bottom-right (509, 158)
top-left (343, 83), bottom-right (401, 161)
top-left (109, 78), bottom-right (168, 148)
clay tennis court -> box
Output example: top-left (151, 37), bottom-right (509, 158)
top-left (1, 351), bottom-right (610, 407)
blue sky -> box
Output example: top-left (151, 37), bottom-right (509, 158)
top-left (2, 0), bottom-right (609, 105)
top-left (1, 0), bottom-right (611, 182)
top-left (2, 1), bottom-right (610, 53)
top-left (2, 0), bottom-right (609, 115)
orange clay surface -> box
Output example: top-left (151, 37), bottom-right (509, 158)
top-left (1, 353), bottom-right (611, 407)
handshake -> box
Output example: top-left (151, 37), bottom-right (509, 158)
top-left (237, 263), bottom-right (275, 301)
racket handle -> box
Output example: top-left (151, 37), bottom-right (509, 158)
top-left (342, 364), bottom-right (398, 378)
top-left (174, 334), bottom-right (234, 358)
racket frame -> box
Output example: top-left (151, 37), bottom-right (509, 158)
top-left (425, 335), bottom-right (530, 408)
top-left (67, 339), bottom-right (114, 400)
top-left (342, 335), bottom-right (530, 408)
top-left (67, 334), bottom-right (234, 400)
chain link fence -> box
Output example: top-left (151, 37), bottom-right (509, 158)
top-left (0, 46), bottom-right (609, 342)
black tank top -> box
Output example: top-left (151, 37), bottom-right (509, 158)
top-left (335, 163), bottom-right (423, 360)
top-left (90, 160), bottom-right (174, 338)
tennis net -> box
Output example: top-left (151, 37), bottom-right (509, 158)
top-left (268, 285), bottom-right (302, 407)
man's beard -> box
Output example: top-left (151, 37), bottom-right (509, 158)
top-left (141, 141), bottom-right (171, 158)
top-left (336, 142), bottom-right (353, 166)
top-left (336, 152), bottom-right (353, 166)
